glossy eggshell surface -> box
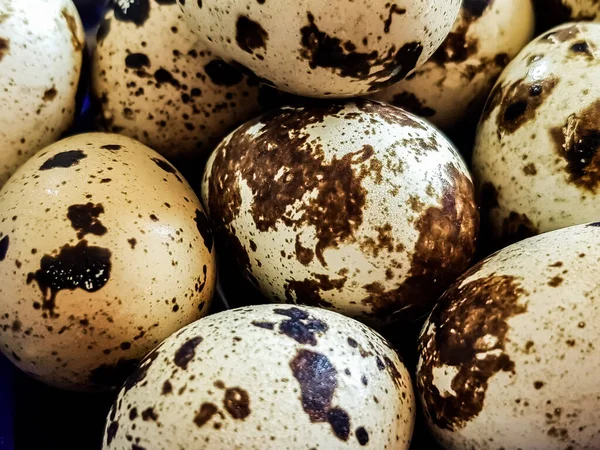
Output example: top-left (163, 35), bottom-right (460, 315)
top-left (102, 304), bottom-right (416, 449)
top-left (178, 0), bottom-right (461, 98)
top-left (0, 133), bottom-right (216, 391)
top-left (371, 0), bottom-right (535, 130)
top-left (472, 22), bottom-right (600, 245)
top-left (93, 0), bottom-right (267, 166)
top-left (0, 0), bottom-right (84, 188)
top-left (201, 101), bottom-right (478, 326)
top-left (417, 222), bottom-right (600, 449)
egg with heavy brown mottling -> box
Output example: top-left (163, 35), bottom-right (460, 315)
top-left (417, 222), bottom-right (600, 449)
top-left (0, 0), bottom-right (84, 188)
top-left (0, 132), bottom-right (216, 391)
top-left (93, 0), bottom-right (274, 170)
top-left (201, 100), bottom-right (478, 327)
top-left (102, 304), bottom-right (415, 449)
top-left (473, 22), bottom-right (600, 249)
top-left (177, 0), bottom-right (461, 98)
top-left (535, 0), bottom-right (600, 32)
top-left (371, 0), bottom-right (535, 130)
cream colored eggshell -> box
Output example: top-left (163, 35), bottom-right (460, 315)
top-left (103, 304), bottom-right (416, 449)
top-left (93, 0), bottom-right (267, 166)
top-left (472, 22), bottom-right (600, 243)
top-left (178, 0), bottom-right (461, 98)
top-left (0, 0), bottom-right (83, 188)
top-left (370, 0), bottom-right (535, 130)
top-left (0, 132), bottom-right (216, 390)
top-left (201, 101), bottom-right (478, 326)
top-left (417, 222), bottom-right (600, 449)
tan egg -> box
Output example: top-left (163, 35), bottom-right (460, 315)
top-left (102, 304), bottom-right (416, 449)
top-left (0, 132), bottom-right (216, 391)
top-left (472, 22), bottom-right (600, 248)
top-left (535, 0), bottom-right (600, 32)
top-left (0, 0), bottom-right (84, 188)
top-left (201, 100), bottom-right (479, 327)
top-left (417, 222), bottom-right (600, 449)
top-left (371, 0), bottom-right (535, 131)
top-left (92, 0), bottom-right (272, 169)
top-left (177, 0), bottom-right (461, 98)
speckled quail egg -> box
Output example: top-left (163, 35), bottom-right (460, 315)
top-left (0, 132), bottom-right (216, 391)
top-left (0, 0), bottom-right (84, 188)
top-left (535, 0), bottom-right (600, 32)
top-left (177, 0), bottom-right (461, 98)
top-left (370, 0), bottom-right (535, 131)
top-left (473, 21), bottom-right (600, 247)
top-left (93, 0), bottom-right (271, 169)
top-left (417, 221), bottom-right (600, 450)
top-left (201, 100), bottom-right (479, 327)
top-left (102, 304), bottom-right (416, 449)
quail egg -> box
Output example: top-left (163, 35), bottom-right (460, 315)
top-left (0, 132), bottom-right (216, 390)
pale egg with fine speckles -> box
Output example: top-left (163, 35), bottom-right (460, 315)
top-left (371, 0), bottom-right (535, 130)
top-left (0, 132), bottom-right (216, 391)
top-left (473, 22), bottom-right (600, 248)
top-left (201, 100), bottom-right (479, 327)
top-left (417, 222), bottom-right (600, 449)
top-left (93, 0), bottom-right (273, 170)
top-left (102, 304), bottom-right (416, 449)
top-left (0, 0), bottom-right (84, 188)
top-left (178, 0), bottom-right (461, 98)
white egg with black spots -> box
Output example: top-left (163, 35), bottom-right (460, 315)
top-left (0, 0), bottom-right (84, 187)
top-left (93, 0), bottom-right (272, 169)
top-left (473, 22), bottom-right (600, 247)
top-left (0, 133), bottom-right (216, 391)
top-left (178, 0), bottom-right (461, 97)
top-left (371, 0), bottom-right (534, 130)
top-left (103, 304), bottom-right (416, 449)
top-left (202, 100), bottom-right (478, 327)
top-left (417, 222), bottom-right (600, 449)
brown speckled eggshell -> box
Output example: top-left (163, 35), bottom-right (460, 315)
top-left (371, 0), bottom-right (535, 130)
top-left (473, 22), bottom-right (600, 247)
top-left (178, 0), bottom-right (461, 98)
top-left (0, 132), bottom-right (216, 391)
top-left (201, 100), bottom-right (479, 327)
top-left (0, 0), bottom-right (84, 188)
top-left (102, 304), bottom-right (416, 449)
top-left (417, 222), bottom-right (600, 449)
top-left (93, 0), bottom-right (271, 168)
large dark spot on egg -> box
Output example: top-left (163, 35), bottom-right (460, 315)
top-left (27, 240), bottom-right (111, 318)
top-left (223, 387), bottom-right (251, 419)
top-left (151, 157), bottom-right (182, 182)
top-left (418, 266), bottom-right (527, 431)
top-left (290, 349), bottom-right (351, 441)
top-left (90, 358), bottom-right (140, 389)
top-left (113, 0), bottom-right (150, 26)
top-left (235, 16), bottom-right (268, 54)
top-left (0, 235), bottom-right (8, 261)
top-left (0, 37), bottom-right (10, 61)
top-left (125, 53), bottom-right (151, 69)
top-left (40, 150), bottom-right (87, 170)
top-left (67, 203), bottom-right (107, 239)
top-left (194, 209), bottom-right (213, 253)
top-left (204, 60), bottom-right (244, 86)
top-left (174, 336), bottom-right (203, 369)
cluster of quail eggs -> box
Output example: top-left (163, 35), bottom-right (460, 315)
top-left (1, 0), bottom-right (600, 448)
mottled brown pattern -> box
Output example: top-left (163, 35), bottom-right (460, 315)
top-left (418, 269), bottom-right (527, 431)
top-left (361, 163), bottom-right (478, 321)
top-left (284, 275), bottom-right (345, 308)
top-left (390, 92), bottom-right (436, 118)
top-left (0, 37), bottom-right (8, 61)
top-left (550, 100), bottom-right (600, 192)
top-left (496, 77), bottom-right (558, 135)
top-left (61, 9), bottom-right (83, 51)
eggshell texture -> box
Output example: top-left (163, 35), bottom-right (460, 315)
top-left (201, 100), bottom-right (478, 326)
top-left (177, 0), bottom-right (461, 98)
top-left (93, 0), bottom-right (270, 168)
top-left (417, 222), bottom-right (600, 449)
top-left (102, 304), bottom-right (416, 449)
top-left (0, 132), bottom-right (216, 391)
top-left (472, 22), bottom-right (600, 246)
top-left (0, 0), bottom-right (84, 188)
top-left (370, 0), bottom-right (535, 131)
